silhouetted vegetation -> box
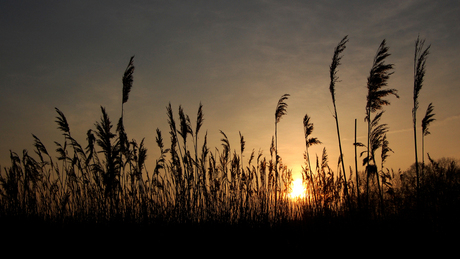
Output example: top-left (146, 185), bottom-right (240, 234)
top-left (413, 37), bottom-right (431, 194)
top-left (1, 38), bottom-right (459, 244)
top-left (329, 35), bottom-right (349, 200)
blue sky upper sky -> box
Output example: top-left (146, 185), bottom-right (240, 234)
top-left (1, 0), bottom-right (459, 179)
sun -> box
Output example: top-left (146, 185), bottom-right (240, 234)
top-left (289, 178), bottom-right (306, 199)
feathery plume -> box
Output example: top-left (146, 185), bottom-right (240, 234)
top-left (122, 56), bottom-right (135, 104)
top-left (275, 94), bottom-right (290, 123)
top-left (413, 37), bottom-right (430, 120)
top-left (366, 40), bottom-right (398, 118)
top-left (55, 107), bottom-right (70, 138)
top-left (303, 114), bottom-right (322, 148)
top-left (329, 35), bottom-right (348, 104)
top-left (422, 102), bottom-right (435, 136)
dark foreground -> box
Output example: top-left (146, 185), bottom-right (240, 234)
top-left (2, 212), bottom-right (458, 255)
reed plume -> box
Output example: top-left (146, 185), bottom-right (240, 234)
top-left (303, 114), bottom-right (322, 149)
top-left (380, 134), bottom-right (393, 169)
top-left (122, 56), bottom-right (135, 105)
top-left (94, 106), bottom-right (120, 198)
top-left (421, 103), bottom-right (435, 165)
top-left (32, 134), bottom-right (52, 166)
top-left (55, 108), bottom-right (70, 138)
top-left (275, 94), bottom-right (290, 124)
top-left (365, 40), bottom-right (398, 117)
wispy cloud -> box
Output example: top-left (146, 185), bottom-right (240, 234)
top-left (376, 114), bottom-right (459, 137)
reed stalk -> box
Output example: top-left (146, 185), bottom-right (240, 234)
top-left (365, 39), bottom-right (397, 208)
top-left (329, 35), bottom-right (349, 200)
top-left (413, 37), bottom-right (430, 193)
top-left (274, 94), bottom-right (289, 219)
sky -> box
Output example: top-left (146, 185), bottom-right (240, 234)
top-left (1, 0), bottom-right (459, 181)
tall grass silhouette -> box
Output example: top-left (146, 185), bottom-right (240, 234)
top-left (1, 40), bottom-right (459, 239)
top-left (364, 39), bottom-right (398, 209)
top-left (302, 114), bottom-right (321, 210)
top-left (412, 37), bottom-right (431, 193)
top-left (329, 35), bottom-right (349, 201)
top-left (274, 93), bottom-right (289, 219)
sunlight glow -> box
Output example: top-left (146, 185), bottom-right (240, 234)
top-left (289, 178), bottom-right (306, 199)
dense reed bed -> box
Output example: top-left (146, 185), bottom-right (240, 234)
top-left (1, 38), bottom-right (459, 241)
top-left (1, 102), bottom-right (459, 234)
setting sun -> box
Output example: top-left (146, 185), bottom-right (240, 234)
top-left (289, 178), bottom-right (306, 199)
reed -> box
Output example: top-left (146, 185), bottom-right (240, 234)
top-left (412, 37), bottom-right (430, 192)
top-left (421, 103), bottom-right (435, 180)
top-left (329, 35), bottom-right (349, 200)
top-left (274, 94), bottom-right (289, 219)
top-left (1, 40), bottom-right (458, 237)
top-left (365, 39), bottom-right (398, 207)
top-left (302, 114), bottom-right (321, 211)
top-left (0, 100), bottom-right (456, 233)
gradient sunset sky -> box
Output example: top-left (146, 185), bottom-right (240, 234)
top-left (1, 0), bottom-right (459, 180)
